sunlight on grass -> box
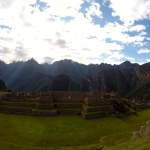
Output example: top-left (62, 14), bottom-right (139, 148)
top-left (0, 108), bottom-right (150, 149)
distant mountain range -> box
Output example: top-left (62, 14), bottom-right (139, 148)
top-left (0, 59), bottom-right (149, 100)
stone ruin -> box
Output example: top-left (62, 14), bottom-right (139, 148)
top-left (131, 121), bottom-right (150, 140)
top-left (0, 91), bottom-right (125, 119)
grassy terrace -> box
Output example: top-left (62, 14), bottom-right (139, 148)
top-left (0, 108), bottom-right (150, 150)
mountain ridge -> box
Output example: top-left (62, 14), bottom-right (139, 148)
top-left (0, 58), bottom-right (149, 100)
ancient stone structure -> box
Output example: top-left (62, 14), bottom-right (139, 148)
top-left (131, 121), bottom-right (150, 140)
top-left (0, 91), bottom-right (114, 118)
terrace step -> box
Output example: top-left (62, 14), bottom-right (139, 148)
top-left (82, 104), bottom-right (111, 112)
top-left (82, 111), bottom-right (105, 119)
top-left (54, 102), bottom-right (83, 109)
top-left (53, 99), bottom-right (83, 102)
top-left (0, 101), bottom-right (37, 108)
top-left (0, 105), bottom-right (33, 115)
top-left (32, 109), bottom-right (57, 116)
top-left (2, 97), bottom-right (39, 102)
top-left (57, 108), bottom-right (82, 115)
top-left (36, 103), bottom-right (54, 109)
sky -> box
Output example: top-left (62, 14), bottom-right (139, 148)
top-left (0, 0), bottom-right (150, 65)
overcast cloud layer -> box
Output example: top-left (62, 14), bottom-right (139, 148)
top-left (0, 0), bottom-right (150, 64)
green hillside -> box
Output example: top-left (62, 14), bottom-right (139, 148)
top-left (0, 108), bottom-right (150, 150)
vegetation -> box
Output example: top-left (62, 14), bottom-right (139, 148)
top-left (0, 108), bottom-right (150, 149)
top-left (124, 79), bottom-right (150, 101)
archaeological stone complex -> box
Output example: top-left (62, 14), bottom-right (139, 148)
top-left (0, 91), bottom-right (114, 119)
top-left (0, 91), bottom-right (149, 119)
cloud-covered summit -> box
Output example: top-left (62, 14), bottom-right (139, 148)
top-left (0, 0), bottom-right (150, 65)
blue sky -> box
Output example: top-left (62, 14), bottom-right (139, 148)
top-left (0, 0), bottom-right (150, 64)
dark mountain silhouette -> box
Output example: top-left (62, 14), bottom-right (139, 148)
top-left (0, 58), bottom-right (149, 100)
top-left (51, 74), bottom-right (77, 91)
top-left (123, 62), bottom-right (150, 100)
top-left (43, 59), bottom-right (86, 82)
top-left (119, 61), bottom-right (139, 69)
top-left (42, 59), bottom-right (139, 82)
top-left (0, 79), bottom-right (8, 91)
top-left (80, 62), bottom-right (150, 100)
top-left (79, 75), bottom-right (94, 91)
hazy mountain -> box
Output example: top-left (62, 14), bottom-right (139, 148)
top-left (42, 59), bottom-right (139, 82)
top-left (0, 58), bottom-right (149, 99)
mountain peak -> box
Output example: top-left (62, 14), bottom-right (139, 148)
top-left (26, 58), bottom-right (39, 65)
top-left (120, 61), bottom-right (139, 68)
top-left (121, 60), bottom-right (131, 65)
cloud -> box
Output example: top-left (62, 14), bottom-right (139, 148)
top-left (102, 0), bottom-right (108, 5)
top-left (102, 22), bottom-right (146, 45)
top-left (146, 59), bottom-right (150, 62)
top-left (0, 0), bottom-right (149, 65)
top-left (103, 52), bottom-right (136, 64)
top-left (43, 57), bottom-right (54, 64)
top-left (137, 49), bottom-right (150, 54)
top-left (55, 39), bottom-right (67, 48)
top-left (109, 0), bottom-right (150, 25)
top-left (41, 0), bottom-right (84, 17)
top-left (146, 37), bottom-right (150, 41)
top-left (128, 25), bottom-right (146, 32)
top-left (0, 46), bottom-right (10, 54)
top-left (85, 2), bottom-right (102, 21)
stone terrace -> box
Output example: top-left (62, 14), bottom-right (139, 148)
top-left (0, 91), bottom-right (113, 119)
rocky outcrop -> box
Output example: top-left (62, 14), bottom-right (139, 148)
top-left (139, 121), bottom-right (150, 137)
top-left (131, 121), bottom-right (150, 140)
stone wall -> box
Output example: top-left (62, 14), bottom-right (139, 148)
top-left (36, 103), bottom-right (54, 109)
top-left (52, 91), bottom-right (86, 102)
top-left (54, 103), bottom-right (82, 109)
top-left (32, 110), bottom-right (57, 116)
top-left (0, 105), bottom-right (32, 114)
top-left (83, 104), bottom-right (111, 113)
top-left (0, 101), bottom-right (37, 108)
top-left (131, 103), bottom-right (149, 110)
top-left (39, 97), bottom-right (53, 103)
top-left (131, 121), bottom-right (150, 140)
top-left (0, 91), bottom-right (114, 118)
top-left (82, 111), bottom-right (104, 119)
top-left (57, 109), bottom-right (81, 115)
top-left (84, 98), bottom-right (110, 106)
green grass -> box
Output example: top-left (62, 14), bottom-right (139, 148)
top-left (0, 109), bottom-right (150, 150)
top-left (105, 137), bottom-right (150, 150)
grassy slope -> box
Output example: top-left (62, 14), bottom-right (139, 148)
top-left (0, 109), bottom-right (150, 150)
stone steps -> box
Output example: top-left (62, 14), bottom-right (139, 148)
top-left (2, 97), bottom-right (39, 102)
top-left (0, 105), bottom-right (57, 116)
top-left (54, 102), bottom-right (83, 109)
top-left (57, 108), bottom-right (82, 115)
top-left (0, 101), bottom-right (37, 108)
top-left (36, 103), bottom-right (54, 109)
top-left (0, 92), bottom-right (113, 119)
top-left (53, 98), bottom-right (83, 102)
top-left (32, 109), bottom-right (57, 116)
top-left (83, 104), bottom-right (111, 112)
top-left (82, 111), bottom-right (104, 119)
top-left (0, 105), bottom-right (33, 115)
